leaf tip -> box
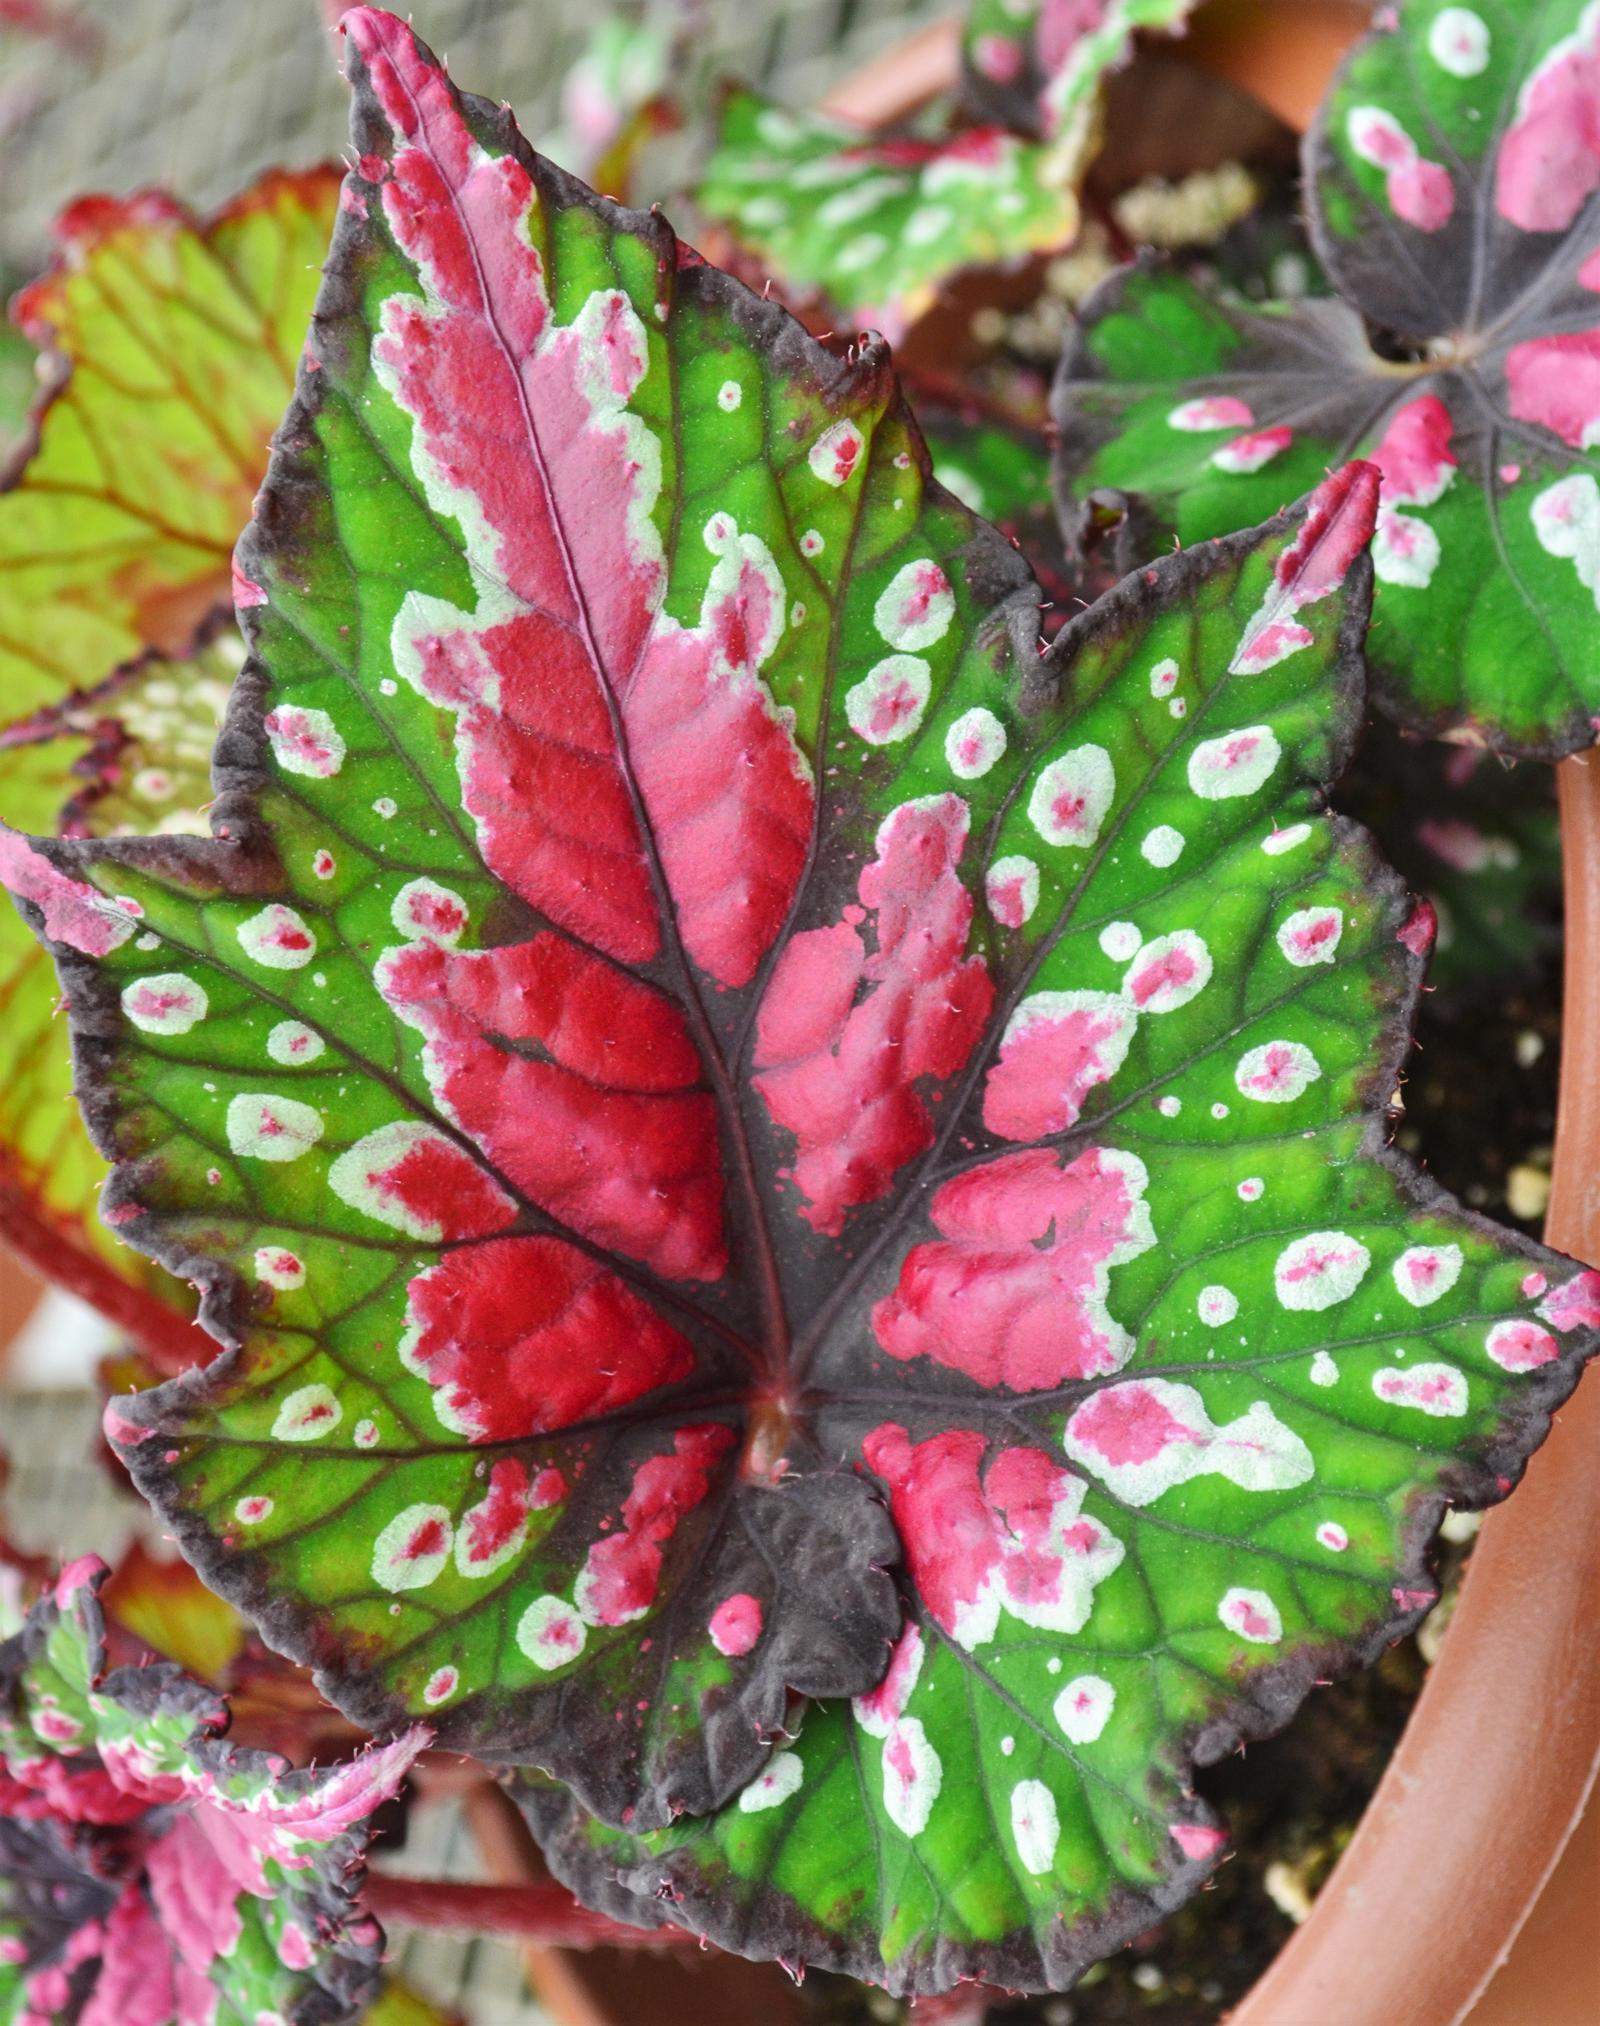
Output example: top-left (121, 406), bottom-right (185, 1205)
top-left (1282, 458), bottom-right (1380, 590)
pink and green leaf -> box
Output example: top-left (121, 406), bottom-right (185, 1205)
top-left (545, 13), bottom-right (678, 198)
top-left (696, 88), bottom-right (1081, 342)
top-left (4, 8), bottom-right (1596, 1996)
top-left (0, 1558), bottom-right (423, 2024)
top-left (1055, 0), bottom-right (1600, 756)
top-left (918, 402), bottom-right (1075, 600)
top-left (963, 0), bottom-right (1200, 143)
top-left (515, 463), bottom-right (1600, 1989)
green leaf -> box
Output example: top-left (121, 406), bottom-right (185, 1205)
top-left (2, 171), bottom-right (339, 719)
top-left (0, 167), bottom-right (335, 1355)
top-left (0, 1557), bottom-right (423, 2026)
top-left (6, 10), bottom-right (1595, 1997)
top-left (699, 6), bottom-right (1197, 340)
top-left (918, 401), bottom-right (1076, 606)
top-left (1055, 0), bottom-right (1600, 755)
top-left (0, 646), bottom-right (236, 1356)
top-left (696, 88), bottom-right (1081, 343)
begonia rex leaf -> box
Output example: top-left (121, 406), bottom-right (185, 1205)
top-left (1054, 0), bottom-right (1600, 755)
top-left (2, 170), bottom-right (338, 717)
top-left (0, 1557), bottom-right (422, 2025)
top-left (4, 8), bottom-right (1596, 1996)
top-left (519, 462), bottom-right (1600, 1991)
top-left (696, 89), bottom-right (1081, 344)
top-left (963, 0), bottom-right (1200, 143)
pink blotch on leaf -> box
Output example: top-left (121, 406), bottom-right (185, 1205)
top-left (575, 1426), bottom-right (734, 1626)
top-left (1370, 395), bottom-right (1456, 506)
top-left (1397, 900), bottom-right (1437, 957)
top-left (1348, 107), bottom-right (1453, 230)
top-left (1169, 395), bottom-right (1254, 431)
top-left (709, 1592), bottom-right (764, 1657)
top-left (378, 934), bottom-right (726, 1280)
top-left (403, 1237), bottom-right (693, 1441)
top-left (1213, 425), bottom-right (1293, 473)
top-left (230, 556), bottom-right (266, 608)
top-left (1497, 14), bottom-right (1600, 233)
top-left (982, 993), bottom-right (1135, 1140)
top-left (854, 1621), bottom-right (924, 1733)
top-left (1393, 1586), bottom-right (1437, 1612)
top-left (457, 1458), bottom-right (538, 1567)
top-left (863, 1424), bottom-right (1121, 1650)
top-left (1540, 1269), bottom-right (1600, 1331)
top-left (0, 833), bottom-right (135, 957)
top-left (872, 1146), bottom-right (1151, 1390)
top-left (1171, 1822), bottom-right (1228, 1862)
top-left (1505, 332), bottom-right (1600, 450)
top-left (1485, 1319), bottom-right (1559, 1371)
top-left (753, 796), bottom-right (992, 1233)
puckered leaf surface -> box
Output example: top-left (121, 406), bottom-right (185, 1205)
top-left (515, 464), bottom-right (1600, 1991)
top-left (0, 1557), bottom-right (423, 2026)
top-left (962, 0), bottom-right (1199, 142)
top-left (0, 165), bottom-right (336, 1356)
top-left (5, 8), bottom-right (1598, 1996)
top-left (1054, 0), bottom-right (1600, 756)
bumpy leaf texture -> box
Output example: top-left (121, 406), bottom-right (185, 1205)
top-left (962, 0), bottom-right (1199, 143)
top-left (5, 7), bottom-right (1598, 1996)
top-left (0, 1557), bottom-right (423, 2026)
top-left (519, 464), bottom-right (1600, 1992)
top-left (0, 169), bottom-right (337, 1356)
top-left (1054, 0), bottom-right (1600, 756)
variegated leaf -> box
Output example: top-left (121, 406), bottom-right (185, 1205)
top-left (1055, 0), bottom-right (1600, 755)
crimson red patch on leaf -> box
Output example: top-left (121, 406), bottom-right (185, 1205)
top-left (3, 4), bottom-right (1598, 1998)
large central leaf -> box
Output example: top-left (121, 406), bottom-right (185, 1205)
top-left (5, 6), bottom-right (1597, 1995)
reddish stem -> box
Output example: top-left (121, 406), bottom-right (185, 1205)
top-left (0, 1181), bottom-right (211, 1376)
top-left (360, 1873), bottom-right (698, 1952)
